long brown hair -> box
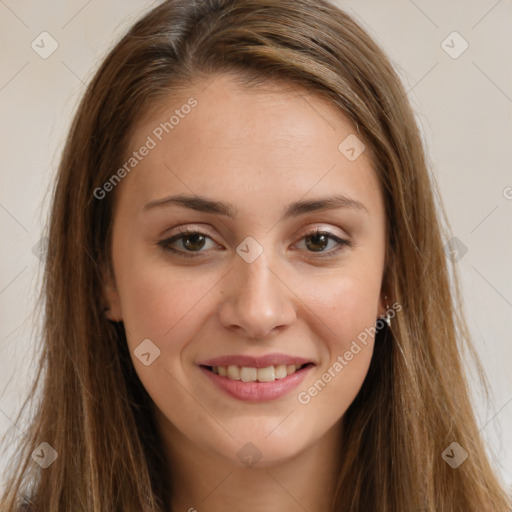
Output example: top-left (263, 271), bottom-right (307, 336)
top-left (1, 0), bottom-right (510, 510)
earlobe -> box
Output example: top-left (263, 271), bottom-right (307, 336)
top-left (103, 287), bottom-right (122, 322)
top-left (100, 263), bottom-right (123, 322)
top-left (378, 295), bottom-right (387, 319)
top-left (378, 287), bottom-right (392, 319)
top-left (377, 289), bottom-right (393, 328)
top-left (377, 296), bottom-right (385, 319)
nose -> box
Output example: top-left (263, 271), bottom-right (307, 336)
top-left (217, 249), bottom-right (297, 340)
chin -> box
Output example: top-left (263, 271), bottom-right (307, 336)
top-left (212, 429), bottom-right (311, 469)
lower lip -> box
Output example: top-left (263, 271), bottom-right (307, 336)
top-left (199, 364), bottom-right (314, 402)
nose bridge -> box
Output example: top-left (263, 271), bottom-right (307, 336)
top-left (218, 246), bottom-right (296, 339)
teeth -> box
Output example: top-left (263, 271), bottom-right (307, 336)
top-left (240, 367), bottom-right (257, 382)
top-left (211, 364), bottom-right (305, 382)
top-left (227, 365), bottom-right (240, 380)
top-left (257, 366), bottom-right (275, 382)
top-left (275, 365), bottom-right (288, 379)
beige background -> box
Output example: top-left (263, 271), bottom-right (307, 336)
top-left (1, 0), bottom-right (511, 489)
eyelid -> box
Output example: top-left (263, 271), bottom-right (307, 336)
top-left (157, 224), bottom-right (353, 258)
top-left (157, 226), bottom-right (220, 257)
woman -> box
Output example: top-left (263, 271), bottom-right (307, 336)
top-left (1, 0), bottom-right (510, 510)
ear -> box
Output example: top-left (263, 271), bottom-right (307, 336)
top-left (100, 260), bottom-right (123, 322)
top-left (378, 245), bottom-right (395, 318)
top-left (377, 292), bottom-right (387, 319)
top-left (378, 276), bottom-right (392, 319)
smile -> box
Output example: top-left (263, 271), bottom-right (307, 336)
top-left (199, 363), bottom-right (314, 402)
top-left (203, 363), bottom-right (309, 382)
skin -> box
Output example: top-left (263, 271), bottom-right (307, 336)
top-left (103, 73), bottom-right (388, 512)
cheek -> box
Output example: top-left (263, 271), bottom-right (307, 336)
top-left (114, 259), bottom-right (224, 425)
top-left (111, 215), bottom-right (217, 335)
top-left (303, 259), bottom-right (382, 349)
top-left (116, 257), bottom-right (221, 351)
top-left (294, 265), bottom-right (381, 408)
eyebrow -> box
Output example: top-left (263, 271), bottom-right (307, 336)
top-left (143, 193), bottom-right (369, 219)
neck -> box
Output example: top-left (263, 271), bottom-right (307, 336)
top-left (156, 413), bottom-right (343, 512)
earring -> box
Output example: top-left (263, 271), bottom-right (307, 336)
top-left (379, 295), bottom-right (391, 328)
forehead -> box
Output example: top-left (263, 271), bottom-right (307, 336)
top-left (115, 73), bottom-right (383, 221)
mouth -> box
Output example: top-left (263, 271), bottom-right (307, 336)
top-left (200, 363), bottom-right (314, 383)
top-left (198, 361), bottom-right (315, 402)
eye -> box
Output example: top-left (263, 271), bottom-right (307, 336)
top-left (295, 227), bottom-right (352, 258)
top-left (157, 227), bottom-right (219, 258)
top-left (157, 226), bottom-right (352, 259)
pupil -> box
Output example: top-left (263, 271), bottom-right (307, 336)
top-left (184, 234), bottom-right (205, 251)
top-left (306, 233), bottom-right (327, 252)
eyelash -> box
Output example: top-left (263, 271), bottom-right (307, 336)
top-left (157, 227), bottom-right (352, 259)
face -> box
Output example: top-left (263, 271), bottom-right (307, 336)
top-left (103, 73), bottom-right (387, 468)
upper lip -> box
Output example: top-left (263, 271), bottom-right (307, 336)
top-left (198, 353), bottom-right (314, 368)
